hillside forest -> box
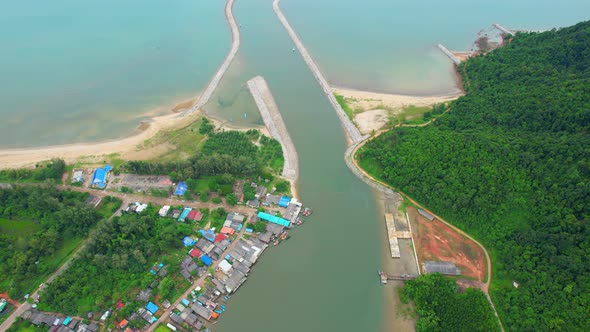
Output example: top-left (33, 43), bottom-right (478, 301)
top-left (358, 21), bottom-right (590, 330)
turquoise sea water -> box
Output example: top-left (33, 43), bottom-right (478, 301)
top-left (0, 0), bottom-right (228, 147)
top-left (282, 0), bottom-right (590, 95)
top-left (1, 0), bottom-right (589, 147)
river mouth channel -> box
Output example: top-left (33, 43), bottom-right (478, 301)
top-left (207, 0), bottom-right (412, 331)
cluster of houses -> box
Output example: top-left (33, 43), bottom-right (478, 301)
top-left (170, 236), bottom-right (269, 330)
top-left (18, 182), bottom-right (310, 331)
top-left (21, 310), bottom-right (99, 332)
top-left (159, 205), bottom-right (203, 223)
top-left (105, 264), bottom-right (172, 331)
top-left (71, 165), bottom-right (113, 189)
top-left (179, 212), bottom-right (246, 281)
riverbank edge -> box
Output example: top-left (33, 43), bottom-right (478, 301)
top-left (344, 132), bottom-right (505, 331)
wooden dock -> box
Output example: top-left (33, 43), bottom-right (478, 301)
top-left (378, 270), bottom-right (416, 284)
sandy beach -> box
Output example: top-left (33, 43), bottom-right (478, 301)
top-left (334, 87), bottom-right (463, 134)
top-left (334, 87), bottom-right (462, 111)
top-left (0, 101), bottom-right (200, 169)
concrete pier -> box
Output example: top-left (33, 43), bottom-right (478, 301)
top-left (273, 0), bottom-right (365, 145)
top-left (247, 76), bottom-right (299, 183)
top-left (184, 0), bottom-right (240, 115)
top-left (493, 23), bottom-right (513, 35)
top-left (384, 213), bottom-right (412, 258)
top-left (437, 44), bottom-right (461, 65)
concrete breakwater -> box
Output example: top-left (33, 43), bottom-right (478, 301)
top-left (272, 0), bottom-right (365, 145)
top-left (185, 0), bottom-right (240, 115)
top-left (247, 76), bottom-right (299, 183)
top-left (344, 140), bottom-right (395, 196)
top-left (437, 44), bottom-right (461, 65)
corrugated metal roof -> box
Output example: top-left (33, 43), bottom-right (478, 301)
top-left (257, 212), bottom-right (290, 227)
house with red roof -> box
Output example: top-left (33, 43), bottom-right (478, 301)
top-left (189, 248), bottom-right (201, 258)
top-left (187, 210), bottom-right (203, 221)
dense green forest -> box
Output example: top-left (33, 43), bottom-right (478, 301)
top-left (358, 21), bottom-right (590, 330)
top-left (39, 210), bottom-right (192, 315)
top-left (0, 186), bottom-right (102, 297)
top-left (123, 129), bottom-right (284, 181)
top-left (401, 274), bottom-right (499, 331)
top-left (0, 159), bottom-right (65, 183)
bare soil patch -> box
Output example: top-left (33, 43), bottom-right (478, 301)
top-left (354, 109), bottom-right (389, 134)
top-left (408, 206), bottom-right (485, 283)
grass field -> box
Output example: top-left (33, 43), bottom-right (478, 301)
top-left (0, 218), bottom-right (42, 236)
top-left (154, 325), bottom-right (171, 332)
top-left (142, 117), bottom-right (208, 162)
top-left (23, 236), bottom-right (83, 296)
top-left (335, 94), bottom-right (359, 120)
top-left (0, 229), bottom-right (83, 297)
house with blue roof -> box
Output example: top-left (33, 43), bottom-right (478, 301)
top-left (200, 255), bottom-right (213, 266)
top-left (278, 196), bottom-right (291, 208)
top-left (183, 237), bottom-right (196, 247)
top-left (174, 182), bottom-right (188, 196)
top-left (257, 212), bottom-right (291, 227)
top-left (91, 168), bottom-right (107, 189)
top-left (146, 302), bottom-right (159, 315)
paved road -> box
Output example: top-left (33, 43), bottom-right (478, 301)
top-left (146, 224), bottom-right (248, 332)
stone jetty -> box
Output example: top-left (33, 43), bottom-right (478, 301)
top-left (184, 0), bottom-right (240, 115)
top-left (273, 0), bottom-right (365, 145)
top-left (247, 76), bottom-right (299, 182)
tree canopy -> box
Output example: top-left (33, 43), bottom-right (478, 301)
top-left (122, 130), bottom-right (284, 182)
top-left (39, 210), bottom-right (191, 315)
top-left (358, 21), bottom-right (590, 330)
top-left (0, 186), bottom-right (101, 297)
top-left (402, 274), bottom-right (499, 332)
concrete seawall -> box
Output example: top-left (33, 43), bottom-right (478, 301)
top-left (273, 0), bottom-right (365, 145)
top-left (247, 76), bottom-right (299, 183)
top-left (437, 44), bottom-right (461, 65)
top-left (184, 0), bottom-right (240, 115)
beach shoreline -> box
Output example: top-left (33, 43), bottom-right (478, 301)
top-left (333, 87), bottom-right (463, 110)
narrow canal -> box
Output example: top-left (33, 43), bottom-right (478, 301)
top-left (206, 0), bottom-right (389, 331)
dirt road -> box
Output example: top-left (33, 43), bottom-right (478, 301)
top-left (0, 232), bottom-right (91, 331)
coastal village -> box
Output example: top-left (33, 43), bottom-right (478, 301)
top-left (9, 165), bottom-right (313, 331)
top-left (0, 0), bottom-right (529, 327)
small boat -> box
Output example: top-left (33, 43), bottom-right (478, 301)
top-left (273, 241), bottom-right (279, 246)
top-left (292, 47), bottom-right (295, 52)
top-left (302, 208), bottom-right (313, 217)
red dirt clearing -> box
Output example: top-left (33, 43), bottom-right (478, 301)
top-left (408, 206), bottom-right (486, 283)
top-left (0, 293), bottom-right (20, 307)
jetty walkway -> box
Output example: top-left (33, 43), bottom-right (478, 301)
top-left (184, 0), bottom-right (240, 115)
top-left (273, 0), bottom-right (365, 145)
top-left (437, 44), bottom-right (461, 65)
top-left (247, 76), bottom-right (299, 183)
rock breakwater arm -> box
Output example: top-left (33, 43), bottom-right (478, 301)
top-left (185, 0), bottom-right (240, 114)
top-left (247, 76), bottom-right (299, 183)
top-left (272, 0), bottom-right (365, 145)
